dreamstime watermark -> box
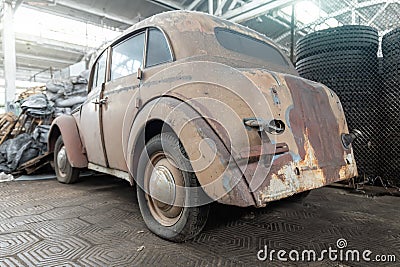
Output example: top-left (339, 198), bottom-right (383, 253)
top-left (257, 238), bottom-right (396, 263)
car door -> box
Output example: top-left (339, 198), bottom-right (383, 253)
top-left (101, 31), bottom-right (146, 171)
top-left (79, 50), bottom-right (109, 167)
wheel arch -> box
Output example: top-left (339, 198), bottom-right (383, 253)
top-left (125, 97), bottom-right (255, 207)
top-left (130, 118), bottom-right (175, 182)
top-left (48, 115), bottom-right (88, 168)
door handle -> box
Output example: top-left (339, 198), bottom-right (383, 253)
top-left (99, 97), bottom-right (108, 105)
top-left (92, 97), bottom-right (108, 105)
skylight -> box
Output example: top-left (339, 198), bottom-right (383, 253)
top-left (14, 7), bottom-right (122, 48)
top-left (281, 1), bottom-right (342, 30)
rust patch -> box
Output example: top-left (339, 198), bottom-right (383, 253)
top-left (285, 75), bottom-right (346, 182)
top-left (246, 73), bottom-right (357, 206)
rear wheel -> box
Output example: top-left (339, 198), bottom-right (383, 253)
top-left (136, 133), bottom-right (209, 242)
top-left (54, 135), bottom-right (80, 184)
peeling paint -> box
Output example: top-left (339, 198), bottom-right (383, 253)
top-left (53, 11), bottom-right (358, 209)
top-left (302, 128), bottom-right (319, 168)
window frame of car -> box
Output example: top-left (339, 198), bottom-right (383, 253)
top-left (109, 30), bottom-right (146, 82)
top-left (88, 49), bottom-right (108, 93)
top-left (108, 26), bottom-right (174, 83)
top-left (144, 27), bottom-right (174, 69)
top-left (88, 26), bottom-right (174, 93)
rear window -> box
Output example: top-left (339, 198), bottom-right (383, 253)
top-left (215, 27), bottom-right (288, 67)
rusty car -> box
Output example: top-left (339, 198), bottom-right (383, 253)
top-left (48, 11), bottom-right (359, 242)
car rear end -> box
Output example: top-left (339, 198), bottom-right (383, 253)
top-left (239, 70), bottom-right (358, 207)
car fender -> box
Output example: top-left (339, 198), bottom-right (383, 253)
top-left (48, 115), bottom-right (88, 168)
top-left (122, 61), bottom-right (277, 193)
top-left (125, 97), bottom-right (255, 207)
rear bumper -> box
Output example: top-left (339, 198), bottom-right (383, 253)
top-left (251, 161), bottom-right (357, 207)
top-left (234, 138), bottom-right (358, 207)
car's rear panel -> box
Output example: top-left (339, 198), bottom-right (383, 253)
top-left (241, 70), bottom-right (358, 207)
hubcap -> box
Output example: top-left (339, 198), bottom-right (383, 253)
top-left (144, 153), bottom-right (185, 227)
top-left (149, 165), bottom-right (176, 209)
top-left (57, 146), bottom-right (68, 176)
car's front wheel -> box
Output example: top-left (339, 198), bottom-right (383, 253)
top-left (136, 133), bottom-right (209, 242)
top-left (54, 135), bottom-right (80, 184)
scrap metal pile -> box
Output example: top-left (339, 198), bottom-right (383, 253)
top-left (0, 70), bottom-right (88, 176)
top-left (296, 26), bottom-right (400, 187)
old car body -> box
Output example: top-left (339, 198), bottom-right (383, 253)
top-left (48, 11), bottom-right (358, 241)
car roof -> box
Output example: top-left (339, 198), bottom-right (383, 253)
top-left (122, 10), bottom-right (282, 55)
top-left (94, 11), bottom-right (295, 74)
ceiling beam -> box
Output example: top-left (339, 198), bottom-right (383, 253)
top-left (14, 40), bottom-right (83, 57)
top-left (15, 61), bottom-right (61, 70)
top-left (274, 0), bottom-right (396, 42)
top-left (186, 0), bottom-right (205, 11)
top-left (215, 0), bottom-right (229, 16)
top-left (222, 0), bottom-right (276, 19)
top-left (274, 0), bottom-right (390, 43)
top-left (368, 2), bottom-right (390, 25)
top-left (356, 0), bottom-right (396, 9)
top-left (23, 0), bottom-right (136, 28)
top-left (0, 52), bottom-right (78, 68)
top-left (221, 0), bottom-right (297, 23)
top-left (342, 0), bottom-right (377, 26)
top-left (228, 0), bottom-right (238, 11)
top-left (145, 0), bottom-right (182, 10)
top-left (49, 0), bottom-right (138, 25)
top-left (14, 32), bottom-right (87, 54)
top-left (0, 67), bottom-right (51, 83)
top-left (15, 52), bottom-right (77, 65)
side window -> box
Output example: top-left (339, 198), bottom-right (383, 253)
top-left (92, 52), bottom-right (107, 90)
top-left (111, 32), bottom-right (145, 80)
top-left (146, 28), bottom-right (173, 68)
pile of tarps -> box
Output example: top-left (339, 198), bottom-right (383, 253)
top-left (0, 126), bottom-right (49, 173)
top-left (20, 94), bottom-right (54, 119)
top-left (0, 70), bottom-right (89, 175)
top-left (46, 70), bottom-right (89, 116)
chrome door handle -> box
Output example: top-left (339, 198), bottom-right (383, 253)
top-left (99, 97), bottom-right (108, 105)
top-left (92, 97), bottom-right (108, 105)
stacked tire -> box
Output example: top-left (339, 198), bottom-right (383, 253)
top-left (381, 28), bottom-right (400, 186)
top-left (296, 25), bottom-right (380, 178)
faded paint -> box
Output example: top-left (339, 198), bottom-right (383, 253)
top-left (302, 128), bottom-right (318, 168)
top-left (48, 115), bottom-right (88, 168)
top-left (49, 11), bottom-right (358, 208)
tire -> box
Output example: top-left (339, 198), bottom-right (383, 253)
top-left (382, 28), bottom-right (400, 56)
top-left (296, 25), bottom-right (378, 61)
top-left (136, 133), bottom-right (210, 242)
top-left (296, 50), bottom-right (378, 79)
top-left (54, 135), bottom-right (80, 184)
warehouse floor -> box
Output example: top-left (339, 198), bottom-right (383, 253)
top-left (0, 175), bottom-right (398, 267)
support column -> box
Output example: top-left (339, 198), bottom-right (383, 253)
top-left (2, 1), bottom-right (17, 113)
top-left (208, 0), bottom-right (213, 14)
top-left (290, 4), bottom-right (296, 64)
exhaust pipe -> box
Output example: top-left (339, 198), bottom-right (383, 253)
top-left (341, 129), bottom-right (362, 149)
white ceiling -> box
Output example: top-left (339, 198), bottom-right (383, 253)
top-left (1, 0), bottom-right (399, 84)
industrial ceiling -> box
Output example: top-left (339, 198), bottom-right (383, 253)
top-left (0, 0), bottom-right (399, 84)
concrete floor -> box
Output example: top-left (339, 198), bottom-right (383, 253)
top-left (0, 175), bottom-right (399, 267)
